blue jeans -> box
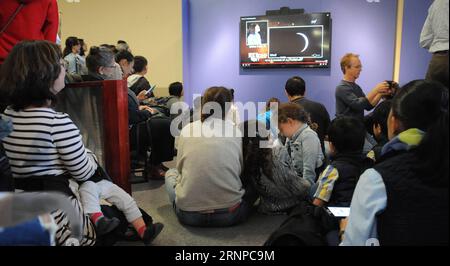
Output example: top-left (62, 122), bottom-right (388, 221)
top-left (165, 169), bottom-right (254, 227)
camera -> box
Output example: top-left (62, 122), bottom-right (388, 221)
top-left (384, 80), bottom-right (399, 100)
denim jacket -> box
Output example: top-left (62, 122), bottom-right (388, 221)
top-left (286, 124), bottom-right (324, 185)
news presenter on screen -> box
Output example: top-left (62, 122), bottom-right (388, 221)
top-left (0, 0), bottom-right (59, 65)
top-left (247, 23), bottom-right (262, 46)
top-left (335, 53), bottom-right (392, 121)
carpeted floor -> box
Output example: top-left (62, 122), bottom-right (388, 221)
top-left (120, 160), bottom-right (288, 246)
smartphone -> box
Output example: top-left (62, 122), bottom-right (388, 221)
top-left (327, 207), bottom-right (350, 218)
top-left (146, 84), bottom-right (157, 97)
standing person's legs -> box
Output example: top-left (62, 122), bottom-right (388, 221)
top-left (426, 52), bottom-right (449, 88)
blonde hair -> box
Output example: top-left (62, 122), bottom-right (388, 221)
top-left (340, 53), bottom-right (359, 74)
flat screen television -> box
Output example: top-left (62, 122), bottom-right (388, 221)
top-left (240, 12), bottom-right (332, 69)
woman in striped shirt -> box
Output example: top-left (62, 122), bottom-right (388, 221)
top-left (0, 40), bottom-right (97, 245)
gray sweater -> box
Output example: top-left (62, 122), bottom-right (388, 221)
top-left (335, 80), bottom-right (374, 120)
top-left (174, 119), bottom-right (244, 212)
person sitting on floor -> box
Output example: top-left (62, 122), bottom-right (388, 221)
top-left (165, 87), bottom-right (257, 227)
top-left (241, 120), bottom-right (311, 215)
top-left (285, 76), bottom-right (331, 155)
top-left (312, 116), bottom-right (374, 208)
top-left (257, 97), bottom-right (281, 146)
top-left (341, 80), bottom-right (448, 246)
top-left (365, 100), bottom-right (392, 162)
top-left (277, 103), bottom-right (324, 186)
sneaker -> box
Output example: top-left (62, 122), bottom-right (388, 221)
top-left (143, 222), bottom-right (164, 245)
top-left (95, 216), bottom-right (121, 236)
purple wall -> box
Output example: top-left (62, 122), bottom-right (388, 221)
top-left (399, 0), bottom-right (433, 85)
top-left (183, 0), bottom-right (399, 117)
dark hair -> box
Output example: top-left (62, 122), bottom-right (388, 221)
top-left (285, 76), bottom-right (306, 97)
top-left (100, 44), bottom-right (118, 54)
top-left (328, 116), bottom-right (366, 153)
top-left (241, 120), bottom-right (274, 186)
top-left (169, 82), bottom-right (183, 97)
top-left (371, 100), bottom-right (392, 139)
top-left (201, 87), bottom-right (232, 122)
top-left (78, 38), bottom-right (86, 57)
top-left (391, 79), bottom-right (448, 186)
top-left (0, 40), bottom-right (62, 111)
top-left (86, 46), bottom-right (115, 73)
top-left (278, 102), bottom-right (310, 124)
top-left (133, 56), bottom-right (148, 73)
top-left (63, 36), bottom-right (80, 58)
top-left (117, 40), bottom-right (127, 45)
top-left (115, 50), bottom-right (134, 63)
top-left (266, 97), bottom-right (280, 112)
top-left (229, 89), bottom-right (235, 100)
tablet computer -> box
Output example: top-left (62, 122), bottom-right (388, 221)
top-left (327, 207), bottom-right (350, 218)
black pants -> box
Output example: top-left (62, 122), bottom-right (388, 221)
top-left (131, 117), bottom-right (175, 165)
top-left (148, 117), bottom-right (175, 165)
top-left (426, 51), bottom-right (449, 89)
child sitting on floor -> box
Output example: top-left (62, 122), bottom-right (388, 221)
top-left (312, 117), bottom-right (374, 207)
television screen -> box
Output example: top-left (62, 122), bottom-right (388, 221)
top-left (240, 12), bottom-right (332, 69)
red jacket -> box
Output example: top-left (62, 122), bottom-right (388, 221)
top-left (0, 0), bottom-right (59, 64)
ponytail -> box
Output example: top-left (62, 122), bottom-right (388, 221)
top-left (241, 120), bottom-right (274, 186)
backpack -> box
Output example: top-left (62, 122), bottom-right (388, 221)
top-left (264, 201), bottom-right (339, 246)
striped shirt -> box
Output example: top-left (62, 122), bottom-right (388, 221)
top-left (1, 107), bottom-right (98, 181)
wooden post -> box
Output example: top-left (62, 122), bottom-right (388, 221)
top-left (102, 80), bottom-right (131, 194)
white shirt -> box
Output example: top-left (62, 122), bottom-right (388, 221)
top-left (340, 169), bottom-right (387, 246)
top-left (420, 0), bottom-right (449, 53)
top-left (247, 33), bottom-right (262, 46)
